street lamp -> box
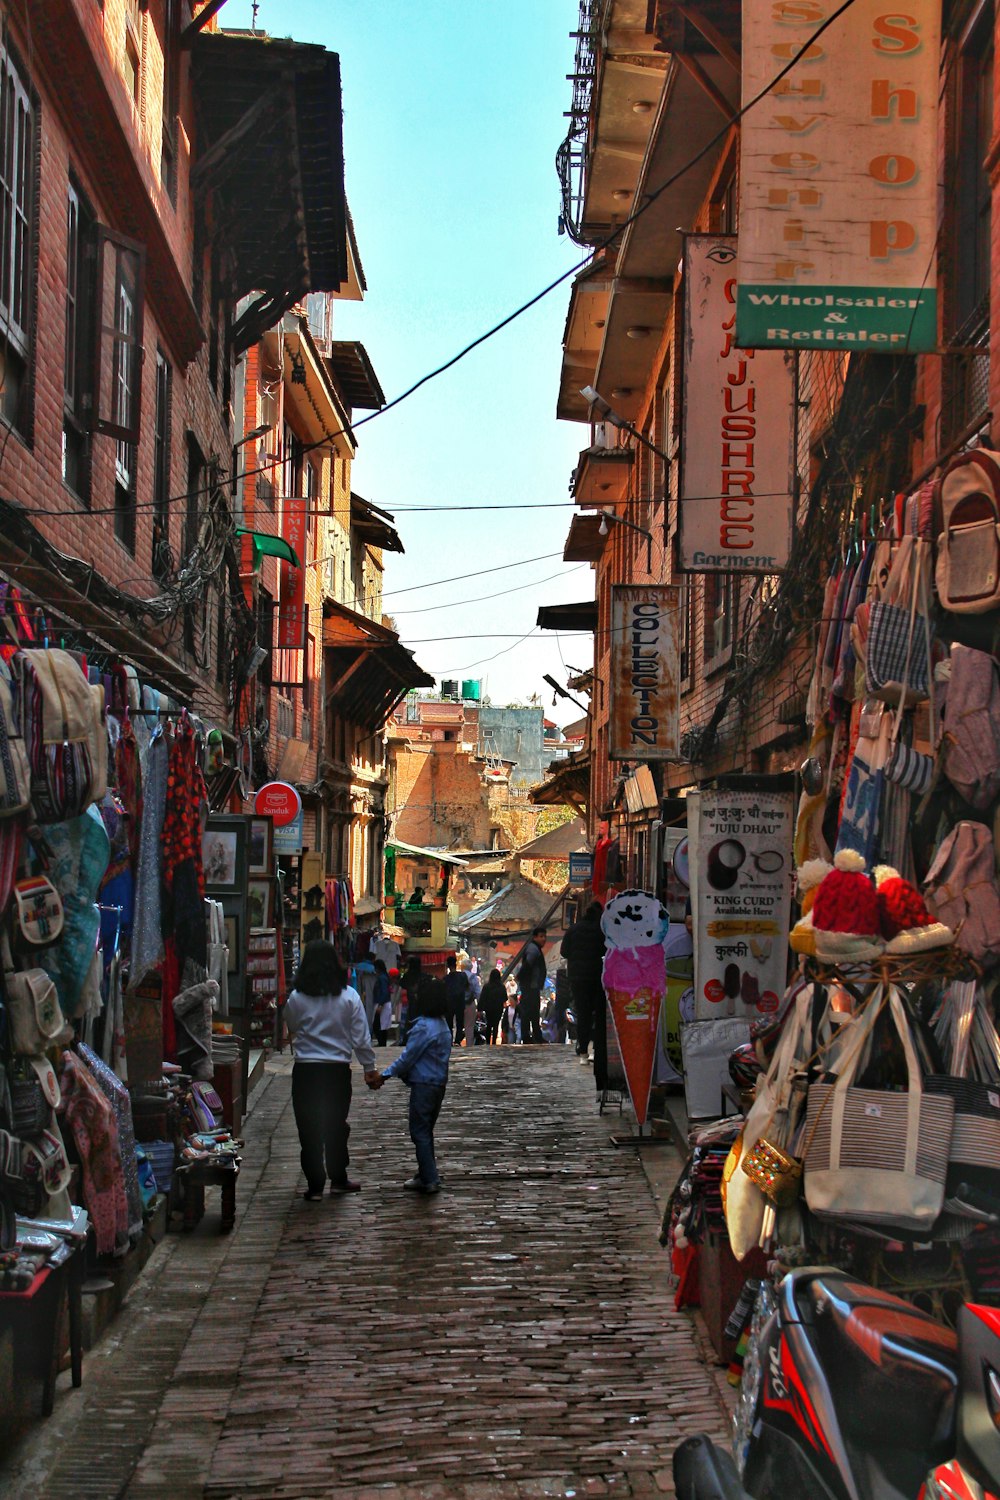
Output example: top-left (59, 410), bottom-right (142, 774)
top-left (597, 509), bottom-right (654, 570)
top-left (580, 384), bottom-right (671, 470)
top-left (542, 673), bottom-right (590, 717)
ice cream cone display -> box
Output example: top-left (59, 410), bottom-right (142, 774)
top-left (601, 891), bottom-right (671, 1128)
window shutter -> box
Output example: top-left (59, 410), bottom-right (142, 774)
top-left (92, 225), bottom-right (145, 441)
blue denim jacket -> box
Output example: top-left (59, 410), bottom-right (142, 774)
top-left (382, 1016), bottom-right (451, 1086)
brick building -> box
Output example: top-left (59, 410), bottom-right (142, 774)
top-left (543, 0), bottom-right (980, 890)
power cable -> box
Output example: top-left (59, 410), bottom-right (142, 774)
top-left (15, 0), bottom-right (860, 528)
top-left (382, 549), bottom-right (566, 597)
top-left (392, 564), bottom-right (586, 615)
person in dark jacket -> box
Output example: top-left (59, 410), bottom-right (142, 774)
top-left (516, 926), bottom-right (548, 1044)
top-left (560, 902), bottom-right (607, 1083)
top-left (480, 969), bottom-right (506, 1043)
top-left (443, 954), bottom-right (470, 1046)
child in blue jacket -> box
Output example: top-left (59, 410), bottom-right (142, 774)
top-left (369, 977), bottom-right (451, 1193)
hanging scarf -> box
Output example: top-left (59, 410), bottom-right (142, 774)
top-left (130, 733), bottom-right (168, 988)
top-left (114, 710), bottom-right (143, 864)
top-left (161, 717), bottom-right (207, 972)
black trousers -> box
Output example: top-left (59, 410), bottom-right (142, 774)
top-left (520, 988), bottom-right (543, 1043)
top-left (291, 1061), bottom-right (352, 1192)
top-left (572, 981), bottom-right (603, 1055)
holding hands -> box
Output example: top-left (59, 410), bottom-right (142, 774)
top-left (365, 1070), bottom-right (384, 1090)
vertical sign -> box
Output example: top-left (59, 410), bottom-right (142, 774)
top-left (609, 585), bottom-right (679, 760)
top-left (680, 234), bottom-right (796, 572)
top-left (737, 1), bottom-right (939, 352)
top-left (277, 494), bottom-right (307, 651)
top-left (689, 784), bottom-right (794, 1021)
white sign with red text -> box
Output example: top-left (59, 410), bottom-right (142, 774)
top-left (680, 235), bottom-right (796, 573)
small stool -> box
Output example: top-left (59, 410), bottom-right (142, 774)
top-left (176, 1160), bottom-right (239, 1233)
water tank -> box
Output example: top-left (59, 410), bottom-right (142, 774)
top-left (441, 679), bottom-right (458, 699)
top-left (461, 679), bottom-right (481, 701)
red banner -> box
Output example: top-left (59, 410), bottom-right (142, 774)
top-left (276, 494), bottom-right (307, 651)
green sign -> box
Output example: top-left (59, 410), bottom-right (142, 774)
top-left (737, 285), bottom-right (937, 352)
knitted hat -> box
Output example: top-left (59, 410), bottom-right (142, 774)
top-left (789, 858), bottom-right (834, 957)
top-left (810, 849), bottom-right (885, 962)
top-left (873, 865), bottom-right (953, 954)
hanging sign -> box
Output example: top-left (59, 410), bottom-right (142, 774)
top-left (688, 784), bottom-right (794, 1021)
top-left (609, 585), bottom-right (679, 760)
top-left (255, 781), bottom-right (302, 827)
top-left (276, 495), bottom-right (308, 651)
top-left (601, 890), bottom-right (671, 1126)
top-left (680, 234), bottom-right (795, 573)
top-left (568, 851), bottom-right (593, 886)
top-left (273, 809), bottom-right (304, 857)
top-left (736, 1), bottom-right (939, 352)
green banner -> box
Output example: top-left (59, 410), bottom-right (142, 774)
top-left (737, 285), bottom-right (937, 352)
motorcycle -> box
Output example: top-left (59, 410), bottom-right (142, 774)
top-left (673, 1266), bottom-right (1000, 1500)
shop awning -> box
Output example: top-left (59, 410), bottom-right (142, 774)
top-left (563, 513), bottom-right (607, 563)
top-left (350, 495), bottom-right (404, 554)
top-left (236, 528), bottom-right (301, 570)
top-left (191, 32), bottom-right (349, 353)
top-left (536, 601), bottom-right (598, 633)
top-left (323, 599), bottom-right (433, 733)
top-left (387, 839), bottom-right (468, 868)
top-left (516, 819), bottom-right (589, 860)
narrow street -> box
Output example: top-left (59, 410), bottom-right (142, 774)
top-left (1, 1049), bottom-right (728, 1500)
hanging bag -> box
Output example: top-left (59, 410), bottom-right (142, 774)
top-left (940, 644), bottom-right (1000, 809)
top-left (866, 536), bottom-right (931, 706)
top-left (935, 446), bottom-right (1000, 613)
top-left (924, 820), bottom-right (1000, 964)
top-left (15, 648), bottom-right (107, 822)
top-left (0, 667), bottom-right (30, 818)
top-left (1, 933), bottom-right (68, 1056)
top-left (803, 983), bottom-right (955, 1233)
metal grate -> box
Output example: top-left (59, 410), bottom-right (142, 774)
top-left (942, 304), bottom-right (990, 446)
top-left (555, 0), bottom-right (601, 244)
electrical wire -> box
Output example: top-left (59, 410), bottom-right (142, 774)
top-left (392, 564), bottom-right (586, 615)
top-left (12, 0), bottom-right (861, 529)
top-left (382, 549), bottom-right (566, 597)
top-left (430, 627), bottom-right (542, 675)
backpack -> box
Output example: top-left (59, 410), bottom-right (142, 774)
top-left (923, 821), bottom-right (1000, 963)
top-left (941, 644), bottom-right (1000, 809)
top-left (934, 447), bottom-right (1000, 614)
top-left (0, 666), bottom-right (30, 818)
top-left (14, 649), bottom-right (107, 822)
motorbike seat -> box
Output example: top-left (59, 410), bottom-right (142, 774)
top-left (807, 1275), bottom-right (958, 1455)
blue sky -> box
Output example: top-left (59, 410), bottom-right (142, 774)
top-left (224, 0), bottom-right (595, 715)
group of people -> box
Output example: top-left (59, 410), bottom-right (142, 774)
top-left (282, 905), bottom-right (611, 1201)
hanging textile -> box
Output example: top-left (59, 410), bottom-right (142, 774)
top-left (40, 806), bottom-right (110, 1019)
top-left (59, 1049), bottom-right (129, 1255)
top-left (161, 716), bottom-right (207, 973)
top-left (131, 732), bottom-right (168, 988)
top-left (78, 1042), bottom-right (142, 1243)
top-left (114, 710), bottom-right (143, 864)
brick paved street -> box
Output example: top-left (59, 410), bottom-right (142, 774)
top-left (0, 1046), bottom-right (729, 1500)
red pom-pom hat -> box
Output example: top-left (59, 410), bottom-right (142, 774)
top-left (873, 865), bottom-right (953, 954)
top-left (810, 849), bottom-right (885, 962)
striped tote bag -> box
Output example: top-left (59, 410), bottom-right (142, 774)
top-left (803, 983), bottom-right (954, 1233)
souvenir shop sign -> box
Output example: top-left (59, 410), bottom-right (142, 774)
top-left (688, 785), bottom-right (794, 1021)
top-left (601, 891), bottom-right (671, 1127)
top-left (609, 585), bottom-right (679, 760)
top-left (736, 1), bottom-right (939, 353)
top-left (276, 494), bottom-right (308, 651)
top-left (680, 234), bottom-right (795, 573)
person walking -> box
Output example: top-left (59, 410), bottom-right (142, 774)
top-left (283, 940), bottom-right (380, 1198)
top-left (371, 959), bottom-right (391, 1046)
top-left (560, 901), bottom-right (607, 1071)
top-left (400, 954), bottom-right (422, 1040)
top-left (480, 969), bottom-right (506, 1044)
top-left (444, 954), bottom-right (470, 1047)
top-left (368, 979), bottom-right (452, 1194)
top-left (516, 925), bottom-right (548, 1044)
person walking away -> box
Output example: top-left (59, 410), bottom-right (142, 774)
top-left (368, 979), bottom-right (451, 1193)
top-left (462, 963), bottom-right (479, 1048)
top-left (401, 955), bottom-right (422, 1041)
top-left (480, 969), bottom-right (505, 1044)
top-left (444, 954), bottom-right (470, 1047)
top-left (560, 902), bottom-right (607, 1070)
top-left (283, 940), bottom-right (380, 1198)
top-left (371, 959), bottom-right (391, 1046)
top-left (516, 925), bottom-right (548, 1044)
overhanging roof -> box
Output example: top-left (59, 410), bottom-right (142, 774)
top-left (572, 445), bottom-right (633, 507)
top-left (351, 494), bottom-right (404, 554)
top-left (387, 839), bottom-right (468, 868)
top-left (530, 753), bottom-right (591, 810)
top-left (327, 342), bottom-right (386, 411)
top-left (558, 254), bottom-right (613, 424)
top-left (192, 32), bottom-right (349, 353)
top-left (536, 601), bottom-right (598, 633)
top-left (564, 513), bottom-right (607, 563)
top-left (323, 598), bottom-right (433, 733)
top-left (517, 819), bottom-right (590, 860)
top-left (453, 876), bottom-right (553, 933)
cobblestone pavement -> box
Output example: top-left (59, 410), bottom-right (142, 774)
top-left (0, 1046), bottom-right (730, 1500)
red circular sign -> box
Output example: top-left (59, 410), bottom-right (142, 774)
top-left (254, 781), bottom-right (302, 828)
top-left (703, 978), bottom-right (726, 1004)
top-left (757, 990), bottom-right (780, 1014)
